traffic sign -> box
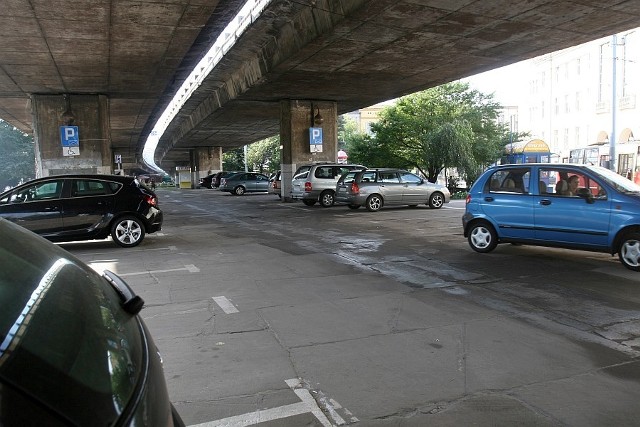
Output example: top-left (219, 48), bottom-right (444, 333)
top-left (60, 126), bottom-right (79, 147)
top-left (63, 146), bottom-right (80, 156)
top-left (309, 127), bottom-right (323, 153)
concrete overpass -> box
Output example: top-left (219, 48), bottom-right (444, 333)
top-left (1, 1), bottom-right (639, 177)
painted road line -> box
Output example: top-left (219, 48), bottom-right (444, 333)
top-left (118, 264), bottom-right (200, 277)
top-left (212, 296), bottom-right (239, 314)
top-left (188, 379), bottom-right (333, 427)
top-left (286, 378), bottom-right (333, 427)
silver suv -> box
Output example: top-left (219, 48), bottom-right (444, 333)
top-left (291, 163), bottom-right (366, 207)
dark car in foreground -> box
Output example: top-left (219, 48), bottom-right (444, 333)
top-left (335, 168), bottom-right (450, 211)
top-left (0, 219), bottom-right (184, 426)
top-left (463, 163), bottom-right (640, 271)
top-left (0, 174), bottom-right (162, 247)
top-left (219, 172), bottom-right (270, 195)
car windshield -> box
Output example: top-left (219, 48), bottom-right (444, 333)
top-left (588, 165), bottom-right (640, 193)
top-left (0, 222), bottom-right (144, 424)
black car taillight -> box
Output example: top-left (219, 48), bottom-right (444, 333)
top-left (144, 194), bottom-right (158, 207)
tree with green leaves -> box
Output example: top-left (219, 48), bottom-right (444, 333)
top-left (247, 136), bottom-right (280, 173)
top-left (223, 147), bottom-right (245, 171)
top-left (0, 119), bottom-right (35, 189)
top-left (370, 82), bottom-right (509, 183)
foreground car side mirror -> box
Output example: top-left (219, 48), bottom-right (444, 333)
top-left (102, 270), bottom-right (145, 314)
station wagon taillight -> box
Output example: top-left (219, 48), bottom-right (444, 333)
top-left (305, 182), bottom-right (312, 191)
top-left (351, 182), bottom-right (359, 194)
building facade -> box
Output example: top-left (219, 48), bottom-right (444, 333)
top-left (521, 27), bottom-right (639, 173)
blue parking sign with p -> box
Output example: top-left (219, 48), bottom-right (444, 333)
top-left (60, 126), bottom-right (79, 146)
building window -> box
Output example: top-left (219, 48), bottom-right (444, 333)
top-left (565, 94), bottom-right (570, 113)
top-left (598, 42), bottom-right (610, 102)
top-left (575, 92), bottom-right (581, 112)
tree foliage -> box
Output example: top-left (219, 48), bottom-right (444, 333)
top-left (368, 82), bottom-right (509, 183)
top-left (0, 120), bottom-right (35, 189)
top-left (223, 147), bottom-right (245, 171)
top-left (247, 136), bottom-right (280, 173)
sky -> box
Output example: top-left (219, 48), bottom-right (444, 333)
top-left (461, 60), bottom-right (531, 106)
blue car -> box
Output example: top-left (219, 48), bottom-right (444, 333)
top-left (462, 163), bottom-right (640, 271)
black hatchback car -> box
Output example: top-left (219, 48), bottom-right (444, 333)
top-left (0, 174), bottom-right (162, 247)
top-left (0, 218), bottom-right (184, 426)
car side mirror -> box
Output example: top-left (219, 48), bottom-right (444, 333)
top-left (103, 270), bottom-right (145, 314)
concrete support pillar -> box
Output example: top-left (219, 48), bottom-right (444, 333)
top-left (195, 146), bottom-right (223, 177)
top-left (280, 100), bottom-right (337, 201)
top-left (32, 94), bottom-right (111, 177)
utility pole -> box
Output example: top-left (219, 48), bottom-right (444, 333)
top-left (609, 34), bottom-right (618, 173)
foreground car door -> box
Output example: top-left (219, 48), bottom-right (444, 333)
top-left (61, 178), bottom-right (117, 239)
top-left (0, 179), bottom-right (64, 235)
top-left (480, 168), bottom-right (534, 240)
top-left (534, 168), bottom-right (611, 248)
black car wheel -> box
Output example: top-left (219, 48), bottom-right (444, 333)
top-left (619, 232), bottom-right (640, 271)
top-left (428, 192), bottom-right (445, 209)
top-left (302, 199), bottom-right (316, 206)
top-left (366, 194), bottom-right (383, 212)
top-left (320, 190), bottom-right (335, 207)
top-left (467, 221), bottom-right (497, 253)
top-left (234, 186), bottom-right (246, 196)
top-left (111, 216), bottom-right (145, 248)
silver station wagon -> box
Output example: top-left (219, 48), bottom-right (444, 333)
top-left (335, 168), bottom-right (450, 211)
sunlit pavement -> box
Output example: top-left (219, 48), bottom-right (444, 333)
top-left (66, 189), bottom-right (640, 426)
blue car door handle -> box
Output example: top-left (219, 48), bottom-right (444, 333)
top-left (540, 199), bottom-right (551, 205)
top-left (484, 196), bottom-right (494, 202)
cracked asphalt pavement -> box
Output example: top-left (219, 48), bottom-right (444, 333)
top-left (64, 188), bottom-right (640, 426)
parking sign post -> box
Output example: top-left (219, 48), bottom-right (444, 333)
top-left (60, 125), bottom-right (80, 156)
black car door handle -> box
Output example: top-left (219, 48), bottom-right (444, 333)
top-left (540, 199), bottom-right (551, 205)
top-left (44, 206), bottom-right (59, 211)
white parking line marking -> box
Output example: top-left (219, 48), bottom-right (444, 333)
top-left (118, 264), bottom-right (200, 277)
top-left (212, 296), bottom-right (239, 314)
top-left (185, 264), bottom-right (199, 272)
top-left (188, 379), bottom-right (333, 427)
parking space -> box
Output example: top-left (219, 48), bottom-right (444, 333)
top-left (65, 188), bottom-right (640, 426)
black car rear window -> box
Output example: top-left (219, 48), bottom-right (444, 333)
top-left (71, 179), bottom-right (119, 197)
top-left (0, 225), bottom-right (144, 424)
